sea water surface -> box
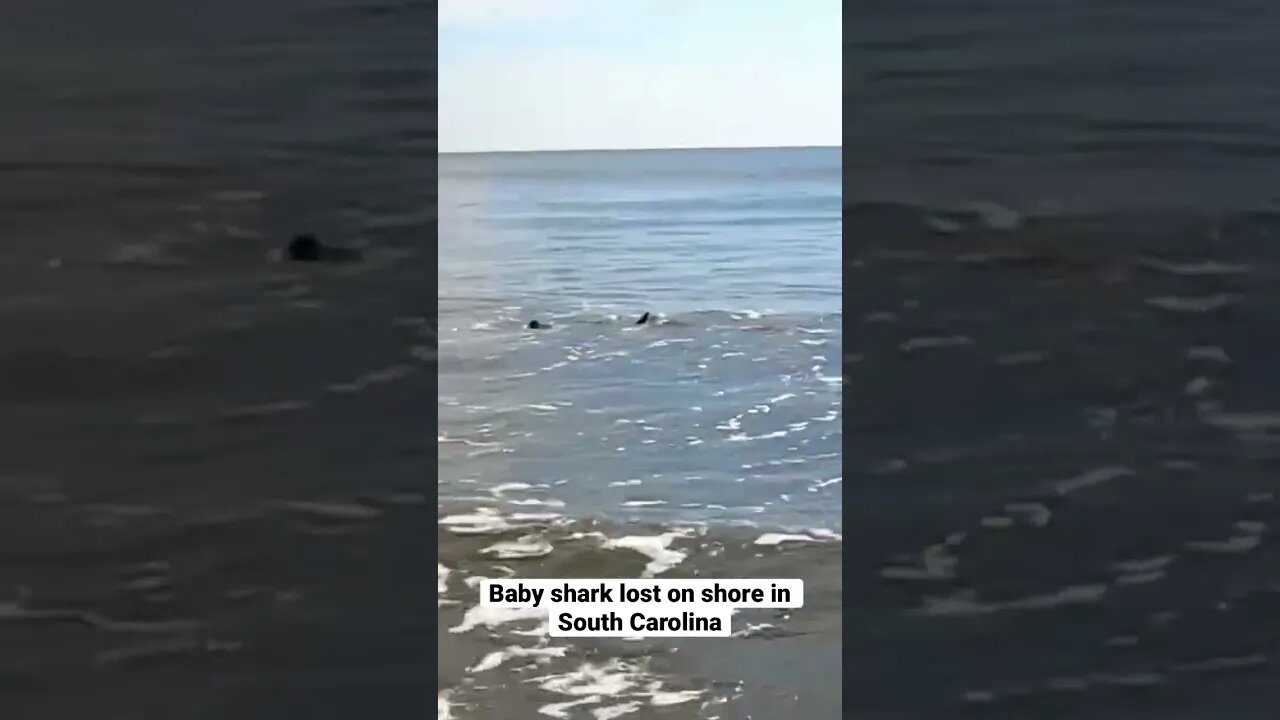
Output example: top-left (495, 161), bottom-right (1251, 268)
top-left (439, 148), bottom-right (842, 528)
top-left (438, 148), bottom-right (842, 718)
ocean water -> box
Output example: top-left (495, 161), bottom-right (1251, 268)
top-left (437, 148), bottom-right (843, 718)
top-left (0, 2), bottom-right (432, 718)
top-left (851, 4), bottom-right (1280, 718)
top-left (439, 148), bottom-right (841, 528)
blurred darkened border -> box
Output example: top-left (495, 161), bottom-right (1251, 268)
top-left (0, 1), bottom-right (438, 718)
top-left (426, 0), bottom-right (442, 709)
top-left (842, 9), bottom-right (858, 717)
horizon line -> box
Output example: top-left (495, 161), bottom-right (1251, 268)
top-left (439, 143), bottom-right (841, 156)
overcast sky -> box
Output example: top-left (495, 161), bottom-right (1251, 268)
top-left (438, 0), bottom-right (841, 153)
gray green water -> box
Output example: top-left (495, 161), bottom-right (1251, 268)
top-left (437, 148), bottom-right (842, 718)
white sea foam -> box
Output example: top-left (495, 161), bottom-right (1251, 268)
top-left (727, 430), bottom-right (789, 442)
top-left (754, 533), bottom-right (818, 546)
top-left (591, 701), bottom-right (642, 719)
top-left (732, 622), bottom-right (780, 638)
top-left (509, 512), bottom-right (564, 522)
top-left (809, 476), bottom-right (841, 491)
top-left (489, 482), bottom-right (534, 495)
top-left (450, 604), bottom-right (546, 634)
top-left (649, 689), bottom-right (704, 706)
top-left (506, 498), bottom-right (566, 508)
top-left (534, 659), bottom-right (637, 697)
top-left (481, 535), bottom-right (554, 559)
top-left (439, 507), bottom-right (552, 535)
top-left (468, 644), bottom-right (568, 673)
top-left (538, 697), bottom-right (601, 718)
top-left (601, 530), bottom-right (692, 576)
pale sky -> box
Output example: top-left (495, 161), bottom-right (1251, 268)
top-left (438, 0), bottom-right (841, 153)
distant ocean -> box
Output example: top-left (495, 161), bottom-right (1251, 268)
top-left (438, 147), bottom-right (842, 718)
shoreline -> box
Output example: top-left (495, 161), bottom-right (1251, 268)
top-left (438, 509), bottom-right (842, 719)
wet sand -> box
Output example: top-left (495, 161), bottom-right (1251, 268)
top-left (437, 511), bottom-right (842, 719)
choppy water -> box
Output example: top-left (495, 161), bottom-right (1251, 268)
top-left (437, 148), bottom-right (843, 718)
top-left (1, 2), bottom-right (431, 718)
top-left (851, 4), bottom-right (1280, 718)
top-left (439, 148), bottom-right (842, 529)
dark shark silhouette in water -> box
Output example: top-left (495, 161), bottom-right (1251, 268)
top-left (527, 313), bottom-right (648, 330)
top-left (286, 234), bottom-right (363, 262)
